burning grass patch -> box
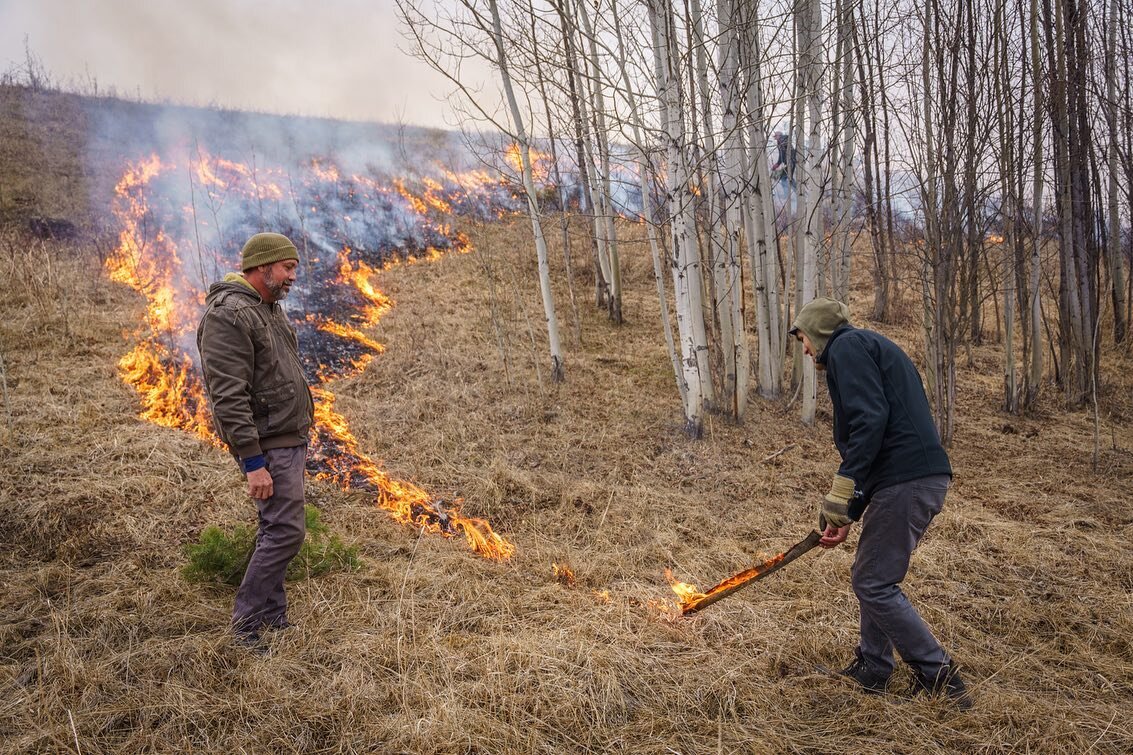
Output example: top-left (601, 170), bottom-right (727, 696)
top-left (5, 215), bottom-right (1133, 753)
top-left (3, 88), bottom-right (1133, 751)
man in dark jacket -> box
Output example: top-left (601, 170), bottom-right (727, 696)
top-left (196, 232), bottom-right (315, 649)
top-left (790, 297), bottom-right (971, 708)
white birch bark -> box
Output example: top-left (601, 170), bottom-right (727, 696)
top-left (488, 0), bottom-right (564, 381)
top-left (1105, 0), bottom-right (1126, 343)
top-left (829, 0), bottom-right (855, 302)
top-left (738, 1), bottom-right (783, 398)
top-left (649, 0), bottom-right (710, 432)
top-left (574, 0), bottom-right (622, 320)
top-left (993, 0), bottom-right (1017, 412)
top-left (611, 0), bottom-right (685, 402)
top-left (713, 0), bottom-right (751, 420)
top-left (559, 0), bottom-right (611, 309)
top-left (797, 0), bottom-right (821, 425)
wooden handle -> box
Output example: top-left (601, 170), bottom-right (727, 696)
top-left (681, 530), bottom-right (823, 615)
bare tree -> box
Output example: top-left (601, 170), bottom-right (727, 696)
top-left (649, 0), bottom-right (713, 433)
top-left (738, 0), bottom-right (785, 399)
top-left (398, 0), bottom-right (565, 381)
top-left (1104, 0), bottom-right (1126, 344)
top-left (796, 0), bottom-right (823, 425)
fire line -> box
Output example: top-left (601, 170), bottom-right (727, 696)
top-left (107, 151), bottom-right (516, 561)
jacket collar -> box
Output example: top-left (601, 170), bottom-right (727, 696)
top-left (816, 324), bottom-right (855, 366)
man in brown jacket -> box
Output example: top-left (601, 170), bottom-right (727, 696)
top-left (196, 232), bottom-right (315, 649)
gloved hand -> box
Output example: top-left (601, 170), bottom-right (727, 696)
top-left (820, 473), bottom-right (855, 529)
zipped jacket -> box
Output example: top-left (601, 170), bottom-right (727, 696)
top-left (196, 274), bottom-right (314, 460)
top-left (817, 325), bottom-right (952, 519)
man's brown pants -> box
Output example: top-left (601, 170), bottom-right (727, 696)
top-left (232, 444), bottom-right (307, 634)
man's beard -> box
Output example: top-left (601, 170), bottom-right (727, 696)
top-left (264, 272), bottom-right (291, 301)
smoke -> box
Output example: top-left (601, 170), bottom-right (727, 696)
top-left (0, 0), bottom-right (465, 129)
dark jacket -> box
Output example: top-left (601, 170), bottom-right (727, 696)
top-left (817, 325), bottom-right (951, 519)
top-left (196, 274), bottom-right (314, 460)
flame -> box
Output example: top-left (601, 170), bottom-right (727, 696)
top-left (504, 142), bottom-right (553, 185)
top-left (194, 157), bottom-right (227, 189)
top-left (666, 551), bottom-right (789, 613)
top-left (553, 563), bottom-right (576, 587)
top-left (339, 252), bottom-right (393, 317)
top-left (309, 249), bottom-right (395, 376)
top-left (310, 159), bottom-right (340, 183)
top-left (661, 546), bottom-right (788, 612)
top-left (664, 569), bottom-right (707, 606)
top-left (117, 343), bottom-right (217, 444)
top-left (392, 178), bottom-right (429, 215)
top-left (107, 151), bottom-right (516, 561)
top-left (107, 154), bottom-right (216, 441)
top-left (421, 177), bottom-right (453, 214)
top-left (504, 143), bottom-right (523, 175)
top-left (310, 388), bottom-right (514, 560)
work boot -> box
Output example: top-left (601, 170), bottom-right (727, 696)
top-left (264, 618), bottom-right (297, 631)
top-left (836, 648), bottom-right (892, 694)
top-left (908, 662), bottom-right (973, 710)
top-left (233, 630), bottom-right (269, 656)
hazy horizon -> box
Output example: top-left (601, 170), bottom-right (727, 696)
top-left (0, 0), bottom-right (483, 130)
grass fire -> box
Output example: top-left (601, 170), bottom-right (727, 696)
top-left (105, 149), bottom-right (516, 561)
top-left (1, 77), bottom-right (1132, 754)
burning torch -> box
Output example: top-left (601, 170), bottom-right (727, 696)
top-left (671, 530), bottom-right (824, 615)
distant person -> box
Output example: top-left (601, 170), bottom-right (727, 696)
top-left (769, 131), bottom-right (797, 190)
top-left (196, 232), bottom-right (314, 652)
top-left (790, 297), bottom-right (971, 708)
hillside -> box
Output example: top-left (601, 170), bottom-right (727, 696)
top-left (1, 86), bottom-right (1132, 753)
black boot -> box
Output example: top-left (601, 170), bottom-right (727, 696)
top-left (837, 648), bottom-right (892, 694)
top-left (908, 662), bottom-right (973, 710)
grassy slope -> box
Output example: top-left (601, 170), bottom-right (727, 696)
top-left (1, 87), bottom-right (1132, 753)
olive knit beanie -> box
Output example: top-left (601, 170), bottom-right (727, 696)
top-left (789, 297), bottom-right (851, 357)
top-left (241, 232), bottom-right (299, 271)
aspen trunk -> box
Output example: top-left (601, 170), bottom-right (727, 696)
top-left (488, 0), bottom-right (563, 382)
top-left (610, 0), bottom-right (685, 402)
top-left (706, 0), bottom-right (752, 417)
top-left (738, 1), bottom-right (783, 398)
top-left (797, 0), bottom-right (822, 425)
top-left (575, 0), bottom-right (623, 322)
top-left (993, 0), bottom-right (1018, 412)
top-left (649, 0), bottom-right (711, 433)
top-left (1025, 0), bottom-right (1045, 409)
top-left (1105, 0), bottom-right (1126, 344)
top-left (829, 0), bottom-right (855, 303)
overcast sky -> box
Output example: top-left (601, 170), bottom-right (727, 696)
top-left (0, 0), bottom-right (478, 129)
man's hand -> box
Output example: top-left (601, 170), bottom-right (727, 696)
top-left (819, 523), bottom-right (851, 549)
top-left (246, 467), bottom-right (274, 500)
top-left (821, 473), bottom-right (855, 528)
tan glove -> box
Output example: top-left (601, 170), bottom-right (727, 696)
top-left (820, 473), bottom-right (855, 529)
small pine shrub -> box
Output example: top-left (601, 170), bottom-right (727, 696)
top-left (181, 522), bottom-right (255, 585)
top-left (287, 504), bottom-right (362, 579)
top-left (183, 505), bottom-right (360, 585)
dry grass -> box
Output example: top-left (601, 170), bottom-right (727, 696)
top-left (2, 86), bottom-right (1133, 753)
top-left (0, 87), bottom-right (94, 225)
top-left (2, 215), bottom-right (1131, 754)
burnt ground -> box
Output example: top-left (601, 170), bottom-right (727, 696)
top-left (1, 86), bottom-right (1132, 753)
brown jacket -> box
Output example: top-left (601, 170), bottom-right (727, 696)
top-left (195, 274), bottom-right (314, 459)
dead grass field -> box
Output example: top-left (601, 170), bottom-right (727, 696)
top-left (2, 86), bottom-right (1133, 754)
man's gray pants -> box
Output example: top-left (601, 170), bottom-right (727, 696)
top-left (232, 444), bottom-right (307, 634)
top-left (852, 474), bottom-right (950, 678)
